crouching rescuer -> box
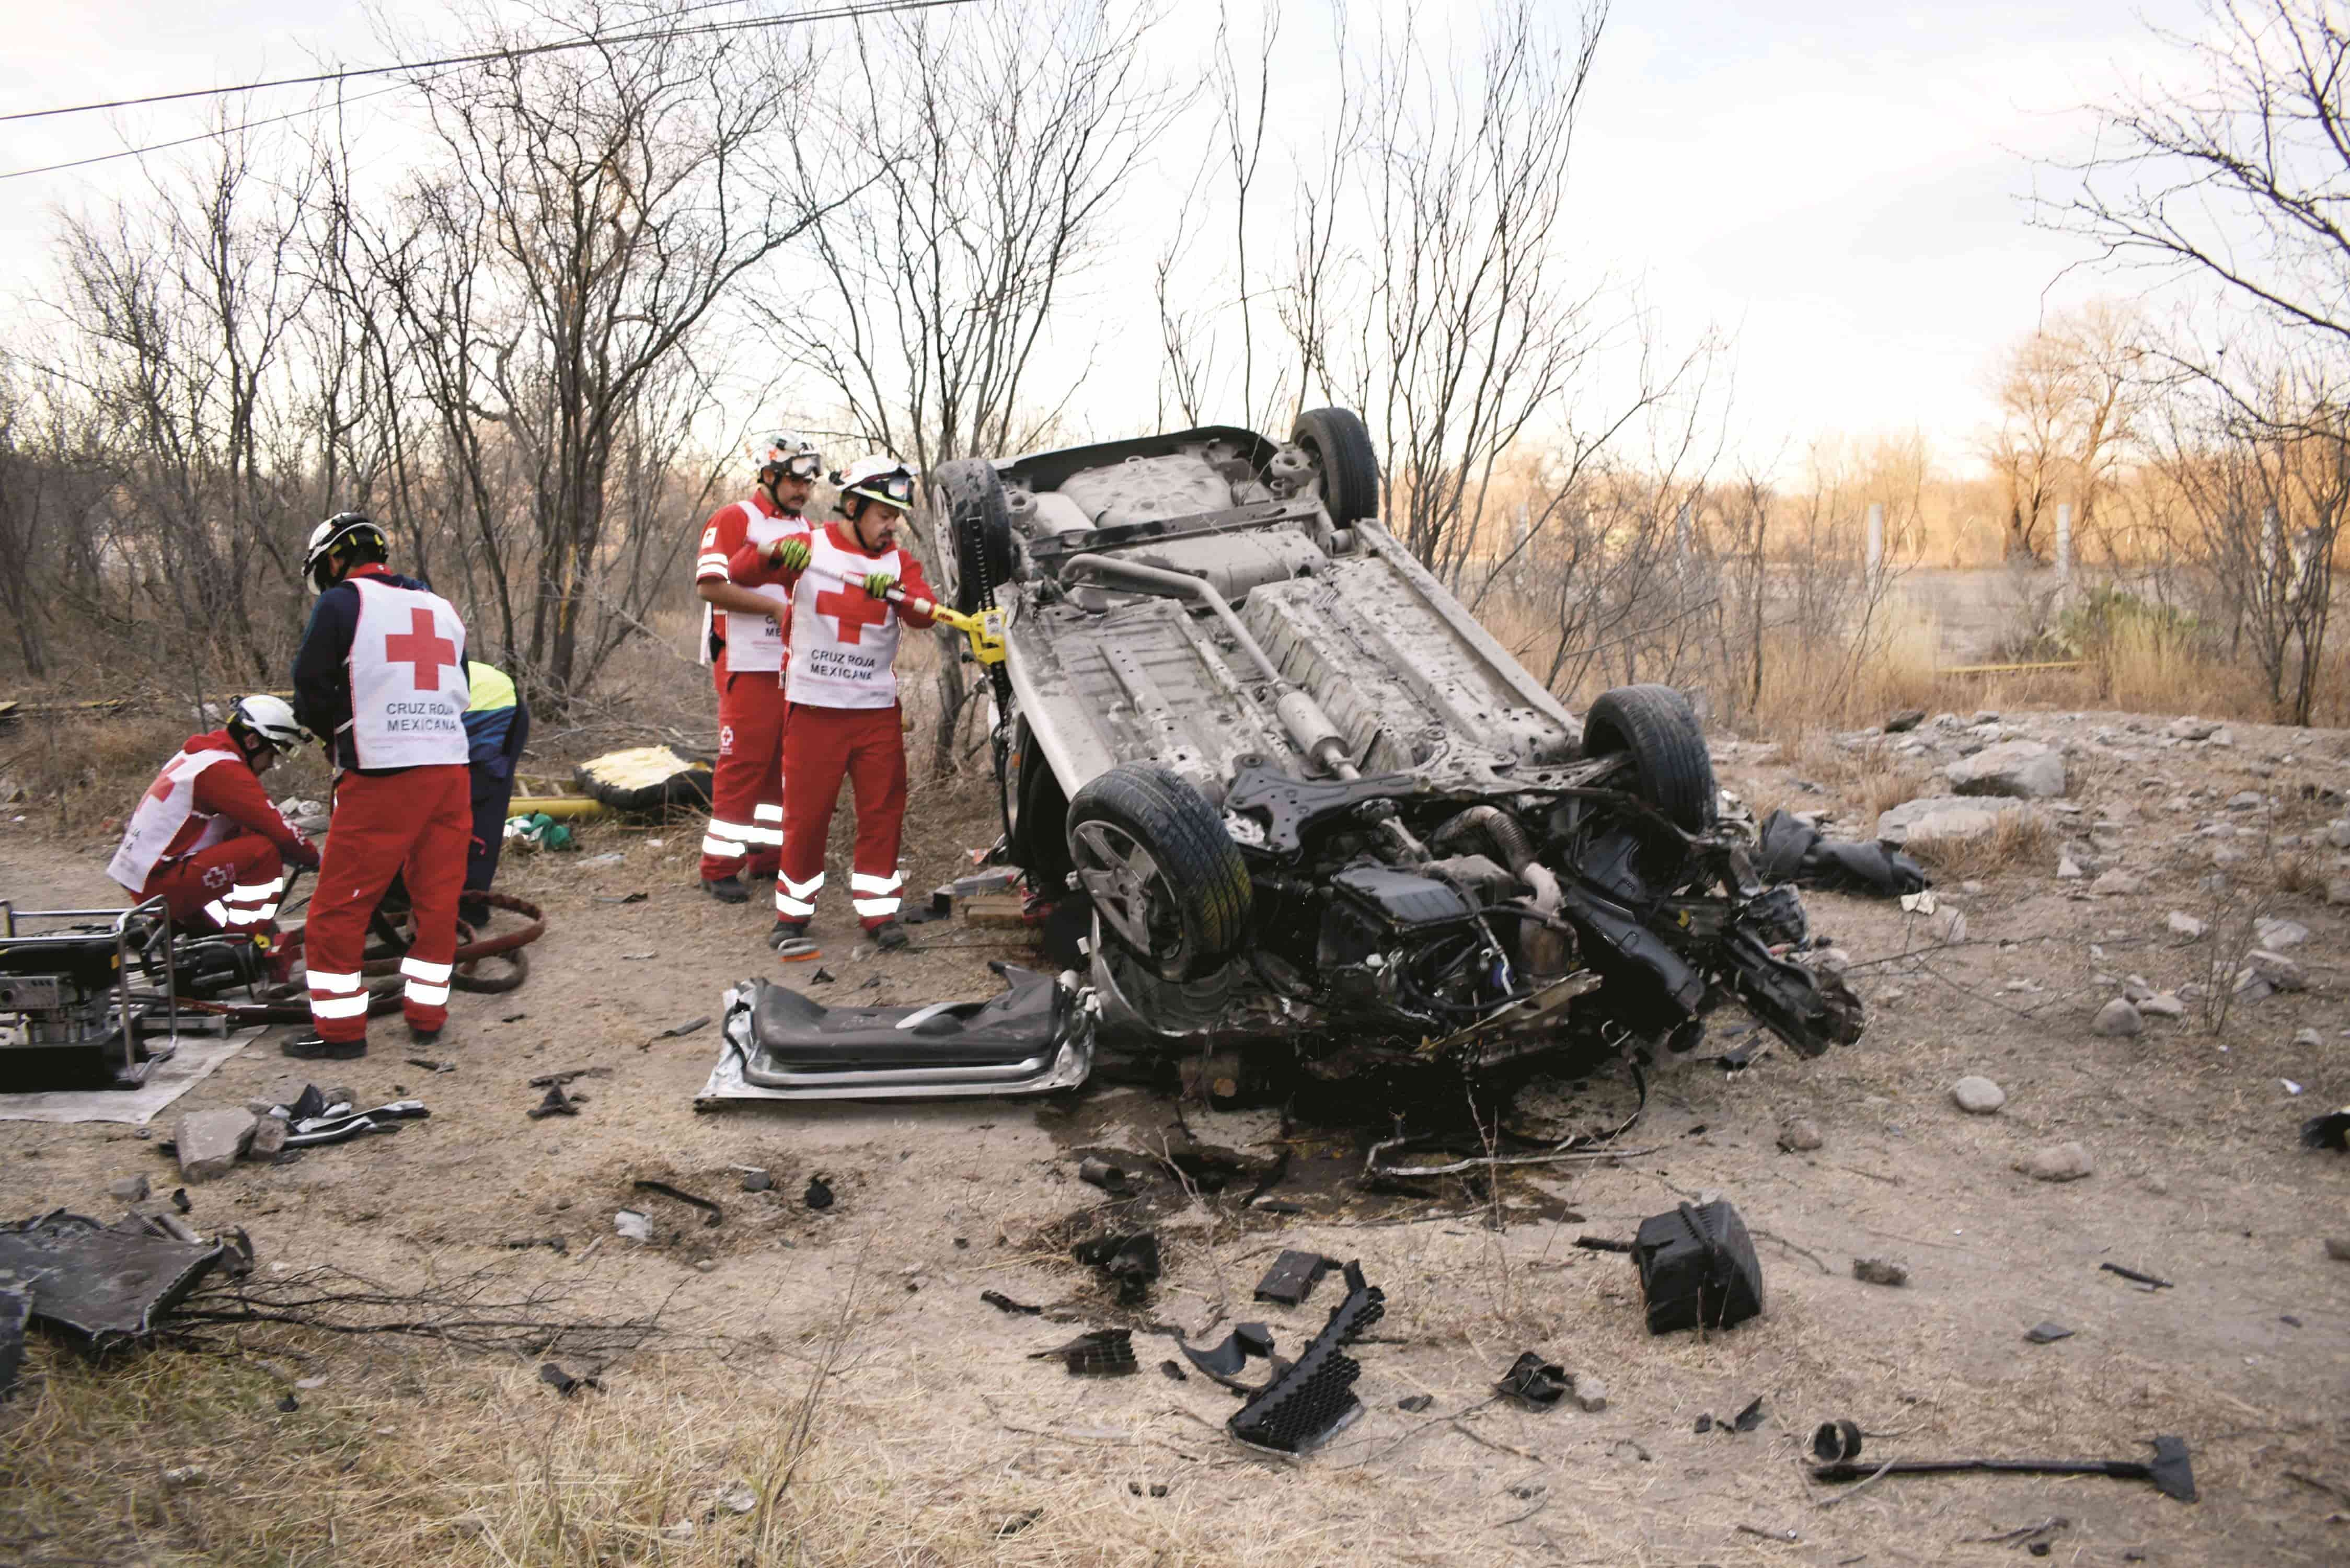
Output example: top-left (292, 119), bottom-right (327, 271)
top-left (286, 512), bottom-right (473, 1060)
top-left (735, 456), bottom-right (934, 954)
top-left (107, 695), bottom-right (319, 952)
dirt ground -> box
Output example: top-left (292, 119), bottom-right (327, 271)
top-left (3, 706), bottom-right (2348, 1567)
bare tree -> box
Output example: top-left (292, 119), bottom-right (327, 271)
top-left (1979, 302), bottom-right (2146, 561)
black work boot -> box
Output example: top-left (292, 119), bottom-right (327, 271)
top-left (768, 920), bottom-right (817, 960)
top-left (870, 921), bottom-right (910, 952)
top-left (281, 1033), bottom-right (366, 1060)
top-left (702, 874), bottom-right (750, 905)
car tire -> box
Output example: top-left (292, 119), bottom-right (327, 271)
top-left (1292, 407), bottom-right (1380, 526)
top-left (1581, 684), bottom-right (1718, 832)
top-left (929, 458), bottom-right (1017, 615)
top-left (1003, 717), bottom-right (1073, 893)
top-left (1065, 763), bottom-right (1251, 982)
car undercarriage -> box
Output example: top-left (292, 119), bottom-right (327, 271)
top-left (706, 411), bottom-right (1862, 1108)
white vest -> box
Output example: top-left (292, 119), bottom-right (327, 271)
top-left (108, 748), bottom-right (234, 892)
top-left (787, 530), bottom-right (907, 709)
top-left (348, 577), bottom-right (470, 768)
top-left (701, 503), bottom-right (800, 672)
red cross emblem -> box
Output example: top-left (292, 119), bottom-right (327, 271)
top-left (384, 607), bottom-right (457, 691)
top-left (146, 769), bottom-right (176, 804)
top-left (814, 584), bottom-right (890, 644)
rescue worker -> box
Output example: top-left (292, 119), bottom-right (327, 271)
top-left (459, 658), bottom-right (529, 928)
top-left (106, 695), bottom-right (318, 944)
top-left (285, 512), bottom-right (473, 1062)
top-left (693, 432), bottom-right (820, 903)
top-left (736, 456), bottom-right (934, 954)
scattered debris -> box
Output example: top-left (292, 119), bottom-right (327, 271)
top-left (0, 1287), bottom-right (27, 1399)
top-left (1494, 1352), bottom-right (1570, 1409)
top-left (1160, 1359), bottom-right (1186, 1381)
top-left (1694, 1413), bottom-right (1713, 1433)
top-left (1812, 1419), bottom-right (1863, 1461)
top-left (107, 1174), bottom-right (149, 1203)
top-left (162, 1465), bottom-right (207, 1488)
top-left (613, 1210), bottom-right (652, 1242)
top-left (501, 1237), bottom-right (568, 1256)
top-left (1029, 1329), bottom-right (1137, 1377)
top-left (809, 968), bottom-right (836, 985)
top-left (1077, 1156), bottom-right (1132, 1195)
top-left (2326, 1238), bottom-right (2350, 1262)
top-left (528, 1085), bottom-right (579, 1120)
top-left (1228, 1261), bottom-right (1385, 1455)
top-left (0, 1210), bottom-right (229, 1347)
top-left (2026, 1321), bottom-right (2076, 1344)
top-left (1732, 1396), bottom-right (1765, 1433)
top-left (1397, 1393), bottom-right (1434, 1413)
top-left (1777, 1118), bottom-right (1824, 1152)
top-left (539, 1361), bottom-right (602, 1397)
top-left (1633, 1200), bottom-right (1763, 1334)
top-left (405, 1057), bottom-right (457, 1074)
top-left (1073, 1232), bottom-right (1160, 1304)
top-left (1951, 1076), bottom-right (2007, 1114)
top-left (739, 1169), bottom-right (773, 1192)
top-left (647, 1017), bottom-right (709, 1043)
top-left (803, 1175), bottom-right (835, 1210)
top-left (1755, 809), bottom-right (1927, 897)
top-left (2017, 1142), bottom-right (2094, 1183)
top-left (1253, 1250), bottom-right (1332, 1306)
top-left (1181, 1324), bottom-right (1275, 1391)
top-left (1852, 1256), bottom-right (1909, 1287)
top-left (2099, 1262), bottom-right (2172, 1289)
top-left (1811, 1433), bottom-right (2196, 1504)
top-left (981, 1290), bottom-right (1042, 1316)
top-left (2301, 1109), bottom-right (2350, 1151)
top-left (170, 1189), bottom-right (190, 1214)
top-left (1574, 1235), bottom-right (1635, 1253)
top-left (631, 1180), bottom-right (722, 1228)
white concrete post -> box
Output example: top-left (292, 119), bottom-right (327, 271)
top-left (2055, 503), bottom-right (2072, 582)
top-left (1865, 503), bottom-right (1884, 574)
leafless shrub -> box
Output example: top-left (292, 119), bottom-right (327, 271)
top-left (1903, 813), bottom-right (2057, 880)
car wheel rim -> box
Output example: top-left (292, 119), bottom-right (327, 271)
top-left (1071, 820), bottom-right (1184, 967)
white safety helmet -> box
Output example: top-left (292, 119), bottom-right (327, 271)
top-left (303, 511), bottom-right (387, 591)
top-left (754, 430), bottom-right (824, 483)
top-left (229, 694), bottom-right (307, 757)
top-left (834, 455), bottom-right (916, 515)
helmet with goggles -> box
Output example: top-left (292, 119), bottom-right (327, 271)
top-left (754, 431), bottom-right (824, 484)
top-left (834, 455), bottom-right (916, 515)
top-left (303, 512), bottom-right (388, 591)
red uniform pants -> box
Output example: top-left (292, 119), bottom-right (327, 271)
top-left (304, 765), bottom-right (470, 1043)
top-left (699, 667), bottom-right (790, 883)
top-left (776, 703), bottom-right (907, 930)
top-left (143, 833), bottom-right (288, 935)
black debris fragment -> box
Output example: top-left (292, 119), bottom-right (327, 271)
top-left (1228, 1261), bottom-right (1385, 1455)
top-left (631, 1180), bottom-right (722, 1228)
top-left (858, 975), bottom-right (883, 991)
top-left (405, 1056), bottom-right (456, 1074)
top-left (2025, 1321), bottom-right (2076, 1344)
top-left (501, 1013), bottom-right (526, 1023)
top-left (1733, 1396), bottom-right (1765, 1433)
top-left (982, 1290), bottom-right (1043, 1316)
top-left (1077, 1157), bottom-right (1132, 1195)
top-left (1694, 1413), bottom-right (1713, 1434)
top-left (529, 1067), bottom-right (612, 1088)
top-left (0, 1287), bottom-right (28, 1400)
top-left (803, 1176), bottom-right (834, 1210)
top-left (278, 1392), bottom-right (299, 1412)
top-left (1756, 808), bottom-right (1928, 897)
top-left (1028, 1329), bottom-right (1136, 1377)
top-left (1253, 1250), bottom-right (1332, 1307)
top-left (1812, 1419), bottom-right (1863, 1462)
top-left (809, 968), bottom-right (836, 985)
top-left (1632, 1200), bottom-right (1763, 1335)
top-left (652, 1017), bottom-right (708, 1040)
top-left (501, 1236), bottom-right (569, 1256)
top-left (1160, 1359), bottom-right (1188, 1381)
top-left (170, 1189), bottom-right (190, 1214)
top-left (539, 1362), bottom-right (603, 1397)
top-left (1574, 1235), bottom-right (1634, 1253)
top-left (0, 1210), bottom-right (227, 1347)
top-left (1073, 1232), bottom-right (1160, 1305)
top-left (527, 1085), bottom-right (578, 1120)
top-left (1397, 1394), bottom-right (1434, 1413)
top-left (1253, 1201), bottom-right (1305, 1216)
top-left (2099, 1262), bottom-right (2173, 1289)
top-left (2301, 1108), bottom-right (2350, 1151)
top-left (1494, 1352), bottom-right (1570, 1409)
top-left (287, 1085), bottom-right (327, 1121)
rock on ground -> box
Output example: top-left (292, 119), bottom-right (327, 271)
top-left (1947, 740), bottom-right (2067, 799)
top-left (2255, 916), bottom-right (2310, 950)
top-left (2139, 993), bottom-right (2186, 1019)
top-left (2245, 950), bottom-right (2308, 993)
top-left (248, 1116), bottom-right (289, 1160)
top-left (1851, 1256), bottom-right (1909, 1287)
top-left (2166, 912), bottom-right (2207, 939)
top-left (1951, 1076), bottom-right (2006, 1114)
top-left (2090, 870), bottom-right (2145, 896)
top-left (1778, 1117), bottom-right (1824, 1152)
top-left (1876, 794), bottom-right (2037, 846)
top-left (1570, 1373), bottom-right (1609, 1412)
top-left (172, 1109), bottom-right (256, 1183)
top-left (2017, 1142), bottom-right (2094, 1182)
top-left (2169, 716), bottom-right (2220, 741)
top-left (2092, 998), bottom-right (2143, 1037)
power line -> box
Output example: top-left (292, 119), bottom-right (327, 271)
top-left (0, 82), bottom-right (421, 182)
top-left (0, 0), bottom-right (975, 125)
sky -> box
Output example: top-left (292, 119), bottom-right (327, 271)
top-left (0, 0), bottom-right (2219, 477)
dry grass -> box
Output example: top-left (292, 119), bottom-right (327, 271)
top-left (1900, 809), bottom-right (2058, 879)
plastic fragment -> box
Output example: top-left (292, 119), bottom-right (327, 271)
top-left (1227, 1261), bottom-right (1386, 1455)
top-left (1028, 1329), bottom-right (1136, 1377)
top-left (1252, 1250), bottom-right (1333, 1306)
top-left (982, 1290), bottom-right (1042, 1316)
top-left (1494, 1351), bottom-right (1570, 1409)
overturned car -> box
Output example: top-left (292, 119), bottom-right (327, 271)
top-left (706, 410), bottom-right (1861, 1105)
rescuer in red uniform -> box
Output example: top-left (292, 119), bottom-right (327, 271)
top-left (735, 456), bottom-right (935, 955)
top-left (284, 513), bottom-right (473, 1061)
top-left (107, 695), bottom-right (319, 944)
top-left (693, 432), bottom-right (821, 903)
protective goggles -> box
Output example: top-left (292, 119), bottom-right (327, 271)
top-left (768, 451), bottom-right (823, 480)
top-left (854, 471), bottom-right (916, 505)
